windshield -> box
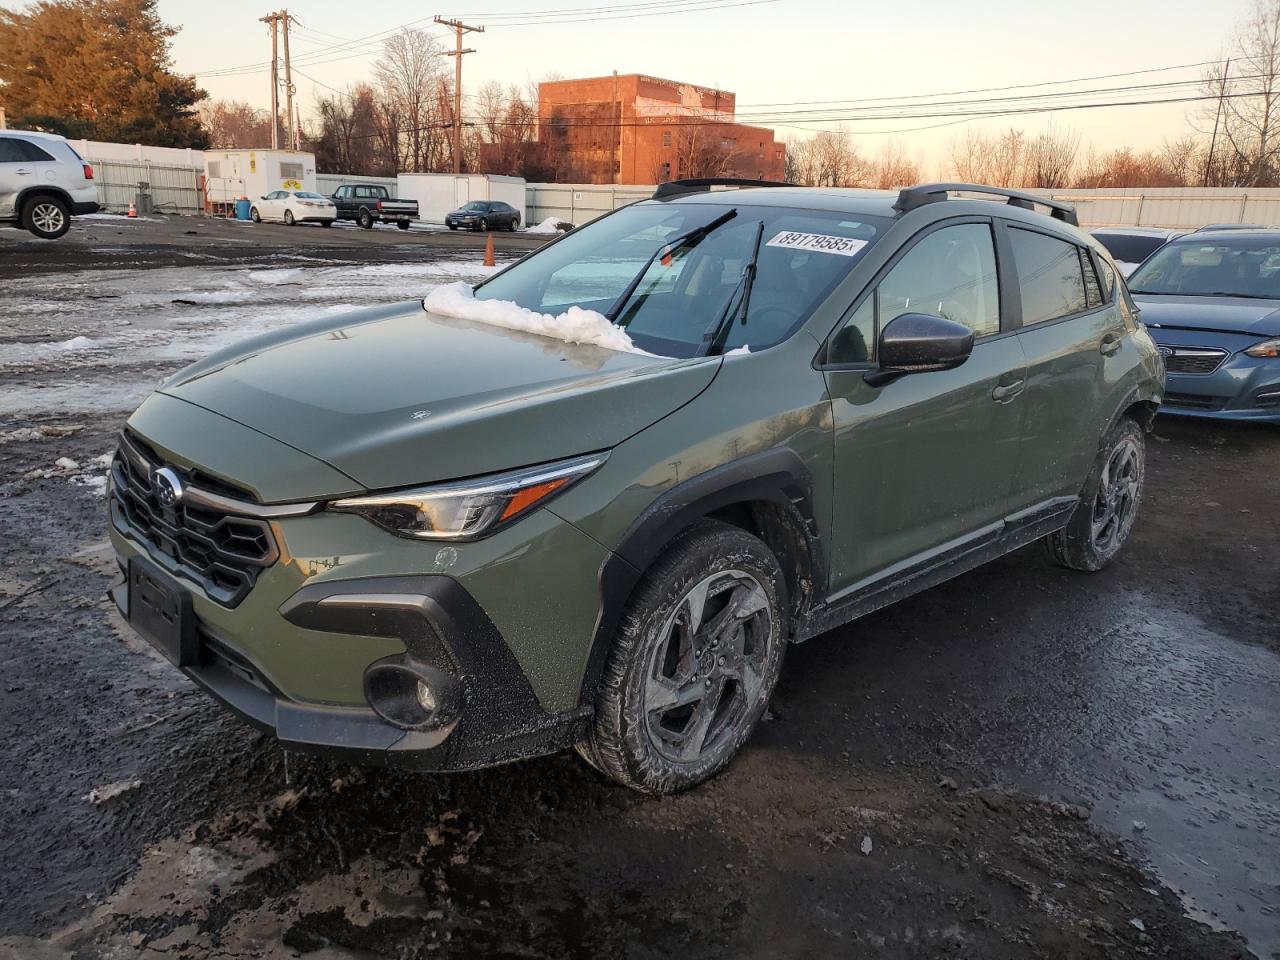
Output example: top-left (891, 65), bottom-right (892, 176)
top-left (476, 201), bottom-right (887, 357)
top-left (463, 202), bottom-right (488, 211)
top-left (1128, 238), bottom-right (1280, 299)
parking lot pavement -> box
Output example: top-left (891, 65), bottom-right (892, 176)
top-left (0, 241), bottom-right (1275, 958)
top-left (0, 212), bottom-right (548, 279)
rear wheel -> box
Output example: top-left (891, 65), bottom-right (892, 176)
top-left (22, 195), bottom-right (70, 239)
top-left (397, 220), bottom-right (410, 230)
top-left (478, 217), bottom-right (488, 232)
top-left (1046, 417), bottom-right (1145, 571)
top-left (283, 209), bottom-right (296, 226)
top-left (508, 216), bottom-right (519, 232)
top-left (358, 209), bottom-right (374, 229)
top-left (320, 219), bottom-right (333, 228)
top-left (577, 521), bottom-right (787, 794)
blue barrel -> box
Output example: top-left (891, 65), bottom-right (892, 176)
top-left (235, 198), bottom-right (251, 220)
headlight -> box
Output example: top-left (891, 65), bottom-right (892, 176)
top-left (328, 452), bottom-right (606, 541)
top-left (1244, 337), bottom-right (1280, 358)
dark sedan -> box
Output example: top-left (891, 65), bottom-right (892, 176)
top-left (444, 200), bottom-right (521, 232)
top-left (1127, 230), bottom-right (1280, 422)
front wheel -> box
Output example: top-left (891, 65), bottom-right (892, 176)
top-left (1045, 416), bottom-right (1146, 572)
top-left (250, 207), bottom-right (261, 223)
top-left (477, 218), bottom-right (488, 232)
top-left (577, 521), bottom-right (787, 794)
top-left (23, 195), bottom-right (70, 239)
top-left (283, 209), bottom-right (295, 226)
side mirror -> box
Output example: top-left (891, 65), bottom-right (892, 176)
top-left (864, 313), bottom-right (974, 387)
top-left (260, 195), bottom-right (268, 200)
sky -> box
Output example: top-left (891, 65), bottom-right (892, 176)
top-left (159, 0), bottom-right (1250, 173)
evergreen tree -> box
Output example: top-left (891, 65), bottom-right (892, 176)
top-left (0, 0), bottom-right (208, 147)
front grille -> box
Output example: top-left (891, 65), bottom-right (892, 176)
top-left (109, 432), bottom-right (277, 607)
top-left (1164, 346), bottom-right (1228, 375)
top-left (1165, 391), bottom-right (1229, 411)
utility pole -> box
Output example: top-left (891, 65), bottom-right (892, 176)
top-left (1204, 58), bottom-right (1230, 187)
top-left (434, 16), bottom-right (483, 174)
top-left (282, 10), bottom-right (295, 151)
top-left (260, 12), bottom-right (281, 148)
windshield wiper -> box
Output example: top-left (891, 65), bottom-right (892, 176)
top-left (698, 220), bottom-right (765, 356)
top-left (607, 209), bottom-right (738, 323)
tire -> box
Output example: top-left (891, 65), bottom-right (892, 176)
top-left (321, 220), bottom-right (333, 228)
top-left (448, 224), bottom-right (458, 231)
top-left (250, 207), bottom-right (261, 223)
top-left (508, 216), bottom-right (519, 232)
top-left (358, 209), bottom-right (374, 229)
top-left (283, 209), bottom-right (295, 226)
top-left (1045, 416), bottom-right (1146, 572)
top-left (397, 220), bottom-right (410, 231)
top-left (22, 195), bottom-right (70, 239)
top-left (577, 521), bottom-right (787, 794)
top-left (478, 218), bottom-right (488, 232)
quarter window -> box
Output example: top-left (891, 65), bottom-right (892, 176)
top-left (1096, 255), bottom-right (1117, 299)
top-left (1081, 248), bottom-right (1103, 308)
top-left (1009, 227), bottom-right (1088, 325)
top-left (877, 222), bottom-right (1001, 337)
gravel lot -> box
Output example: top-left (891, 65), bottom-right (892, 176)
top-left (0, 217), bottom-right (1276, 959)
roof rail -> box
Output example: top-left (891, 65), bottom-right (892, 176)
top-left (652, 177), bottom-right (795, 200)
top-left (893, 182), bottom-right (1079, 227)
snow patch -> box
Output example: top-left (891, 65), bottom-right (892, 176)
top-left (525, 217), bottom-right (573, 234)
top-left (248, 268), bottom-right (307, 286)
top-left (58, 336), bottom-right (95, 350)
top-left (72, 474), bottom-right (109, 497)
top-left (724, 345), bottom-right (751, 356)
top-left (423, 281), bottom-right (650, 355)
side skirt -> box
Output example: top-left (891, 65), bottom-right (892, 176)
top-left (794, 496), bottom-right (1078, 642)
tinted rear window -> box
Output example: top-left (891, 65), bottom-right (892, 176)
top-left (1093, 233), bottom-right (1168, 266)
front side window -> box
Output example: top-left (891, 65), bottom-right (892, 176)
top-left (877, 222), bottom-right (1001, 337)
top-left (1127, 238), bottom-right (1280, 299)
top-left (475, 202), bottom-right (888, 357)
top-left (1009, 227), bottom-right (1087, 325)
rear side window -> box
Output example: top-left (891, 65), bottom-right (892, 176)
top-left (1009, 227), bottom-right (1087, 325)
top-left (0, 138), bottom-right (55, 162)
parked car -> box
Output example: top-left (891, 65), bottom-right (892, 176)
top-left (445, 200), bottom-right (521, 231)
top-left (1194, 223), bottom-right (1269, 232)
top-left (1126, 229), bottom-right (1280, 421)
top-left (1091, 227), bottom-right (1187, 276)
top-left (108, 180), bottom-right (1162, 794)
top-left (331, 183), bottom-right (418, 230)
top-left (250, 190), bottom-right (337, 226)
top-left (0, 129), bottom-right (99, 239)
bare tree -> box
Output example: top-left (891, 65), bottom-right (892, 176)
top-left (199, 99), bottom-right (273, 149)
top-left (671, 123), bottom-right (736, 179)
top-left (949, 128), bottom-right (999, 183)
top-left (1024, 123), bottom-right (1081, 187)
top-left (870, 138), bottom-right (921, 189)
top-left (1200, 0), bottom-right (1280, 185)
top-left (373, 28), bottom-right (446, 172)
top-left (787, 129), bottom-right (871, 187)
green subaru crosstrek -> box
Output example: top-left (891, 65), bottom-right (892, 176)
top-left (108, 181), bottom-right (1164, 793)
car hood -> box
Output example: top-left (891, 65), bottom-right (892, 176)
top-left (1132, 294), bottom-right (1280, 337)
top-left (159, 300), bottom-right (719, 492)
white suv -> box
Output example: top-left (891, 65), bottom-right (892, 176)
top-left (0, 130), bottom-right (100, 239)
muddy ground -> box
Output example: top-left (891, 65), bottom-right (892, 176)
top-left (0, 223), bottom-right (1276, 959)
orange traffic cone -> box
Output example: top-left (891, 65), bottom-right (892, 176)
top-left (483, 232), bottom-right (495, 268)
top-left (127, 201), bottom-right (137, 218)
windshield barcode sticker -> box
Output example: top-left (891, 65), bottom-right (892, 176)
top-left (766, 231), bottom-right (868, 257)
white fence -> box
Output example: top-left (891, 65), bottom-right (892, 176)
top-left (316, 173), bottom-right (399, 196)
top-left (1028, 187), bottom-right (1280, 229)
top-left (526, 183), bottom-right (654, 227)
top-left (90, 160), bottom-right (202, 215)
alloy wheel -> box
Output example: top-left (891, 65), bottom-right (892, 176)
top-left (643, 570), bottom-right (773, 764)
top-left (31, 203), bottom-right (65, 235)
top-left (1090, 437), bottom-right (1141, 553)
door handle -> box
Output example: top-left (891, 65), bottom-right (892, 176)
top-left (992, 378), bottom-right (1025, 402)
top-left (1099, 334), bottom-right (1122, 356)
top-left (14, 168), bottom-right (33, 175)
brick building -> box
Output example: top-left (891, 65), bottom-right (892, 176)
top-left (537, 74), bottom-right (785, 185)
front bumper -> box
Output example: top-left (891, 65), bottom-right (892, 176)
top-left (1150, 333), bottom-right (1280, 423)
top-left (108, 570), bottom-right (589, 769)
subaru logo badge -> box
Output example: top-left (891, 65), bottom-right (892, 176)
top-left (1157, 345), bottom-right (1174, 359)
top-left (154, 466), bottom-right (184, 507)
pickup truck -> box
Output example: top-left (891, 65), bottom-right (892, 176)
top-left (330, 184), bottom-right (418, 230)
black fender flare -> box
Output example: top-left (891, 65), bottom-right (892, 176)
top-left (576, 447), bottom-right (821, 708)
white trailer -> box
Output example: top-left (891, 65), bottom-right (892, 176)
top-left (202, 150), bottom-right (317, 216)
top-left (396, 173), bottom-right (526, 224)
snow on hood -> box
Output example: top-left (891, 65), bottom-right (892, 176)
top-left (424, 281), bottom-right (652, 355)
